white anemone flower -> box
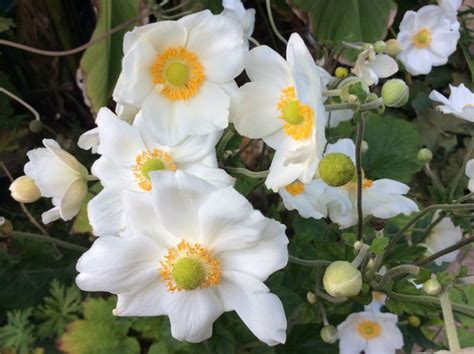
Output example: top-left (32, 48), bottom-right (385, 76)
top-left (352, 47), bottom-right (398, 86)
top-left (397, 5), bottom-right (460, 76)
top-left (24, 139), bottom-right (89, 224)
top-left (222, 0), bottom-right (255, 38)
top-left (466, 159), bottom-right (474, 192)
top-left (113, 11), bottom-right (246, 146)
top-left (337, 311), bottom-right (403, 354)
top-left (424, 216), bottom-right (462, 266)
top-left (88, 108), bottom-right (233, 236)
top-left (232, 33), bottom-right (328, 191)
top-left (321, 139), bottom-right (418, 229)
top-left (429, 84), bottom-right (474, 122)
top-left (76, 171), bottom-right (288, 345)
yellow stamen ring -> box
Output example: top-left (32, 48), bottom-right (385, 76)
top-left (132, 149), bottom-right (176, 191)
top-left (150, 47), bottom-right (205, 101)
top-left (277, 86), bottom-right (314, 140)
top-left (412, 28), bottom-right (432, 49)
top-left (344, 178), bottom-right (373, 192)
top-left (357, 320), bottom-right (382, 340)
top-left (285, 181), bottom-right (305, 196)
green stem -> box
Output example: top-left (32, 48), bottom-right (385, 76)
top-left (455, 192), bottom-right (474, 203)
top-left (216, 128), bottom-right (235, 158)
top-left (423, 164), bottom-right (445, 192)
top-left (375, 265), bottom-right (419, 289)
top-left (224, 167), bottom-right (268, 179)
top-left (416, 237), bottom-right (474, 266)
top-left (10, 230), bottom-right (87, 252)
top-left (341, 41), bottom-right (363, 50)
top-left (315, 289), bottom-right (348, 304)
top-left (355, 114), bottom-right (366, 240)
top-left (288, 255), bottom-right (331, 267)
top-left (449, 137), bottom-right (474, 201)
top-left (352, 244), bottom-right (369, 268)
top-left (324, 97), bottom-right (384, 112)
top-left (322, 89), bottom-right (342, 97)
top-left (265, 0), bottom-right (287, 45)
top-left (439, 288), bottom-right (461, 352)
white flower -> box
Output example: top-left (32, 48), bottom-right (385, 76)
top-left (424, 216), bottom-right (462, 265)
top-left (439, 0), bottom-right (462, 29)
top-left (337, 311), bottom-right (403, 354)
top-left (397, 5), bottom-right (460, 76)
top-left (365, 291), bottom-right (387, 313)
top-left (76, 171), bottom-right (288, 345)
top-left (352, 47), bottom-right (398, 86)
top-left (113, 11), bottom-right (246, 146)
top-left (88, 108), bottom-right (233, 236)
top-left (429, 84), bottom-right (474, 122)
top-left (466, 159), bottom-right (474, 192)
top-left (222, 0), bottom-right (255, 38)
top-left (321, 139), bottom-right (418, 228)
top-left (231, 33), bottom-right (328, 191)
top-left (328, 109), bottom-right (353, 128)
top-left (24, 139), bottom-right (89, 224)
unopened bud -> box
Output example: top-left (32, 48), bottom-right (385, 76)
top-left (366, 258), bottom-right (375, 270)
top-left (382, 79), bottom-right (409, 107)
top-left (354, 241), bottom-right (363, 250)
top-left (385, 39), bottom-right (403, 56)
top-left (323, 261), bottom-right (362, 298)
top-left (0, 217), bottom-right (13, 236)
top-left (374, 40), bottom-right (387, 53)
top-left (408, 315), bottom-right (421, 327)
top-left (319, 153), bottom-right (355, 187)
top-left (361, 141), bottom-right (369, 154)
top-left (335, 67), bottom-right (349, 79)
top-left (423, 278), bottom-right (441, 296)
top-left (29, 120), bottom-right (43, 133)
top-left (417, 148), bottom-right (433, 163)
top-left (9, 176), bottom-right (41, 203)
top-left (320, 325), bottom-right (338, 344)
top-left (347, 94), bottom-right (358, 104)
top-left (306, 291), bottom-right (317, 304)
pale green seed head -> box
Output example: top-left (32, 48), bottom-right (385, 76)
top-left (320, 325), bottom-right (338, 344)
top-left (323, 261), bottom-right (362, 298)
top-left (282, 101), bottom-right (304, 125)
top-left (319, 153), bottom-right (355, 187)
top-left (423, 278), bottom-right (441, 296)
top-left (172, 256), bottom-right (206, 291)
top-left (382, 79), bottom-right (409, 108)
top-left (141, 159), bottom-right (166, 180)
top-left (166, 62), bottom-right (189, 86)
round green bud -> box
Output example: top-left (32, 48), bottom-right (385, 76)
top-left (319, 153), bottom-right (355, 187)
top-left (29, 120), bottom-right (43, 133)
top-left (172, 257), bottom-right (206, 290)
top-left (385, 39), bottom-right (403, 56)
top-left (408, 315), bottom-right (421, 327)
top-left (423, 278), bottom-right (441, 296)
top-left (323, 261), bottom-right (362, 298)
top-left (9, 176), bottom-right (41, 203)
top-left (320, 325), bottom-right (338, 344)
top-left (361, 140), bottom-right (369, 154)
top-left (382, 79), bottom-right (409, 107)
top-left (417, 148), bottom-right (433, 163)
top-left (374, 40), bottom-right (387, 53)
top-left (306, 291), bottom-right (317, 304)
top-left (335, 67), bottom-right (349, 79)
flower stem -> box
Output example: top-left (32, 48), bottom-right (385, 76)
top-left (355, 114), bottom-right (366, 240)
top-left (216, 127), bottom-right (235, 158)
top-left (9, 230), bottom-right (87, 252)
top-left (416, 237), bottom-right (474, 266)
top-left (352, 244), bottom-right (369, 268)
top-left (0, 87), bottom-right (40, 121)
top-left (341, 41), bottom-right (363, 50)
top-left (375, 265), bottom-right (419, 289)
top-left (224, 167), bottom-right (268, 179)
top-left (324, 98), bottom-right (384, 113)
top-left (322, 89), bottom-right (342, 97)
top-left (439, 288), bottom-right (461, 352)
top-left (423, 163), bottom-right (445, 192)
top-left (288, 255), bottom-right (331, 267)
top-left (265, 0), bottom-right (287, 45)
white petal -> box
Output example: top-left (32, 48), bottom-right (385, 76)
top-left (400, 47), bottom-right (435, 76)
top-left (430, 30), bottom-right (459, 58)
top-left (77, 128), bottom-right (99, 153)
top-left (416, 5), bottom-right (443, 29)
top-left (43, 139), bottom-right (86, 174)
top-left (87, 188), bottom-right (124, 236)
top-left (466, 159), bottom-right (474, 179)
top-left (245, 45), bottom-right (292, 87)
top-left (184, 164), bottom-right (235, 188)
top-left (114, 280), bottom-right (168, 317)
top-left (325, 138), bottom-right (356, 162)
top-left (59, 177), bottom-right (88, 221)
top-left (369, 54), bottom-right (398, 79)
top-left (168, 132), bottom-right (221, 166)
top-left (178, 10), bottom-right (213, 35)
top-left (429, 90), bottom-right (451, 106)
top-left (91, 156), bottom-right (136, 190)
top-left (265, 148), bottom-right (307, 192)
top-left (41, 207), bottom-right (61, 224)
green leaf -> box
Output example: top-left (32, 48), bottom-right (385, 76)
top-left (450, 285), bottom-right (474, 327)
top-left (342, 232), bottom-right (357, 246)
top-left (0, 17), bottom-right (15, 33)
top-left (369, 237), bottom-right (389, 255)
top-left (362, 113), bottom-right (423, 183)
top-left (0, 308), bottom-right (36, 354)
top-left (291, 0), bottom-right (396, 44)
top-left (80, 0), bottom-right (140, 111)
top-left (35, 280), bottom-right (82, 339)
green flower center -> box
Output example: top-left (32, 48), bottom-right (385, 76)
top-left (319, 153), bottom-right (355, 187)
top-left (141, 159), bottom-right (166, 180)
top-left (282, 101), bottom-right (304, 125)
top-left (172, 256), bottom-right (206, 291)
top-left (166, 62), bottom-right (189, 86)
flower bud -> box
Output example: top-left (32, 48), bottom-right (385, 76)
top-left (385, 39), bottom-right (403, 56)
top-left (417, 148), bottom-right (433, 163)
top-left (408, 315), bottom-right (421, 327)
top-left (347, 94), bottom-right (358, 104)
top-left (320, 325), bottom-right (338, 344)
top-left (423, 278), bottom-right (441, 296)
top-left (382, 79), bottom-right (409, 107)
top-left (29, 120), bottom-right (43, 133)
top-left (0, 217), bottom-right (13, 236)
top-left (366, 258), bottom-right (375, 270)
top-left (361, 141), bottom-right (369, 154)
top-left (374, 40), bottom-right (387, 53)
top-left (9, 176), bottom-right (41, 203)
top-left (306, 291), bottom-right (317, 304)
top-left (335, 67), bottom-right (349, 79)
top-left (319, 153), bottom-right (355, 187)
top-left (353, 241), bottom-right (363, 250)
top-left (323, 261), bottom-right (362, 298)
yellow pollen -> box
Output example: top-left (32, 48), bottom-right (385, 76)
top-left (159, 240), bottom-right (221, 293)
top-left (412, 28), bottom-right (432, 49)
top-left (132, 149), bottom-right (176, 191)
top-left (357, 320), bottom-right (382, 340)
top-left (344, 178), bottom-right (373, 191)
top-left (285, 181), bottom-right (305, 196)
top-left (150, 47), bottom-right (205, 101)
top-left (463, 103), bottom-right (474, 108)
top-left (277, 86), bottom-right (314, 140)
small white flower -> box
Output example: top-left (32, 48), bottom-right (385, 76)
top-left (114, 11), bottom-right (247, 146)
top-left (222, 0), bottom-right (256, 38)
top-left (429, 84), bottom-right (474, 122)
top-left (397, 5), bottom-right (460, 76)
top-left (232, 33), bottom-right (328, 191)
top-left (337, 311), bottom-right (403, 354)
top-left (439, 0), bottom-right (462, 29)
top-left (76, 171), bottom-right (288, 345)
top-left (424, 216), bottom-right (462, 265)
top-left (88, 108), bottom-right (233, 236)
top-left (24, 139), bottom-right (89, 224)
top-left (352, 47), bottom-right (398, 86)
top-left (321, 139), bottom-right (418, 228)
top-left (365, 291), bottom-right (387, 313)
top-left (466, 159), bottom-right (474, 192)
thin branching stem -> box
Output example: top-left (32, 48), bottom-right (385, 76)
top-left (355, 114), bottom-right (365, 240)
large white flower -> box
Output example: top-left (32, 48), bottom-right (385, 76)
top-left (321, 139), bottom-right (418, 229)
top-left (397, 5), bottom-right (460, 76)
top-left (337, 311), bottom-right (403, 354)
top-left (231, 33), bottom-right (328, 191)
top-left (466, 159), bottom-right (474, 192)
top-left (76, 171), bottom-right (288, 345)
top-left (24, 139), bottom-right (89, 224)
top-left (113, 11), bottom-right (246, 146)
top-left (222, 0), bottom-right (255, 38)
top-left (424, 216), bottom-right (463, 265)
top-left (88, 108), bottom-right (233, 236)
top-left (352, 47), bottom-right (398, 86)
top-left (429, 84), bottom-right (474, 122)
